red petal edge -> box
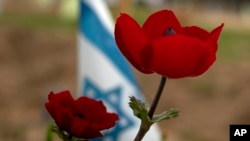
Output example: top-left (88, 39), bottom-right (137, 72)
top-left (142, 10), bottom-right (182, 40)
top-left (207, 23), bottom-right (224, 52)
top-left (114, 13), bottom-right (152, 73)
top-left (148, 35), bottom-right (215, 78)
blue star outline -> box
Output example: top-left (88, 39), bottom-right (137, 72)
top-left (83, 78), bottom-right (135, 141)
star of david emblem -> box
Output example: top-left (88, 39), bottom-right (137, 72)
top-left (83, 78), bottom-right (135, 141)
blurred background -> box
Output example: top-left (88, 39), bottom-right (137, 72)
top-left (0, 0), bottom-right (250, 141)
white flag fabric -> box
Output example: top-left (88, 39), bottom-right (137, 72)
top-left (78, 0), bottom-right (162, 140)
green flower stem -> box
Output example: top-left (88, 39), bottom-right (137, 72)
top-left (133, 76), bottom-right (167, 141)
top-left (62, 134), bottom-right (70, 141)
top-left (133, 121), bottom-right (151, 141)
top-left (148, 76), bottom-right (167, 119)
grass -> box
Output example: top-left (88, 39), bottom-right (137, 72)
top-left (0, 11), bottom-right (77, 31)
top-left (219, 30), bottom-right (250, 61)
top-left (1, 8), bottom-right (249, 62)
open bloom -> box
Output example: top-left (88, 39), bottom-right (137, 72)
top-left (115, 10), bottom-right (224, 78)
top-left (45, 91), bottom-right (119, 139)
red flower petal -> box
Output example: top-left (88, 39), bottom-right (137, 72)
top-left (48, 91), bottom-right (74, 107)
top-left (114, 13), bottom-right (152, 73)
top-left (142, 10), bottom-right (182, 40)
top-left (45, 91), bottom-right (119, 139)
top-left (74, 97), bottom-right (119, 130)
top-left (74, 97), bottom-right (106, 117)
top-left (45, 91), bottom-right (74, 129)
top-left (207, 23), bottom-right (224, 52)
top-left (45, 91), bottom-right (73, 117)
top-left (148, 35), bottom-right (215, 78)
top-left (69, 117), bottom-right (103, 139)
top-left (182, 26), bottom-right (210, 41)
top-left (90, 112), bottom-right (119, 130)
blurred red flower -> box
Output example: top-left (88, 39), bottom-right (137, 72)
top-left (45, 91), bottom-right (119, 139)
top-left (115, 10), bottom-right (224, 78)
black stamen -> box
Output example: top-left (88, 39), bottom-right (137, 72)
top-left (164, 28), bottom-right (176, 35)
top-left (75, 113), bottom-right (84, 119)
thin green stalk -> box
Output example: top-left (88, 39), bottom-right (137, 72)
top-left (133, 76), bottom-right (167, 141)
top-left (148, 77), bottom-right (167, 119)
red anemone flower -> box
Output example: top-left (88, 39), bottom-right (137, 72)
top-left (45, 91), bottom-right (119, 139)
top-left (115, 10), bottom-right (224, 78)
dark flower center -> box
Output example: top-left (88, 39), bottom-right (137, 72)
top-left (74, 113), bottom-right (84, 119)
top-left (164, 28), bottom-right (176, 35)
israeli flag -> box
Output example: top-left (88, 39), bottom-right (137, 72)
top-left (78, 0), bottom-right (162, 140)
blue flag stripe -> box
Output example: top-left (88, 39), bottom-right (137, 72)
top-left (79, 1), bottom-right (138, 86)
